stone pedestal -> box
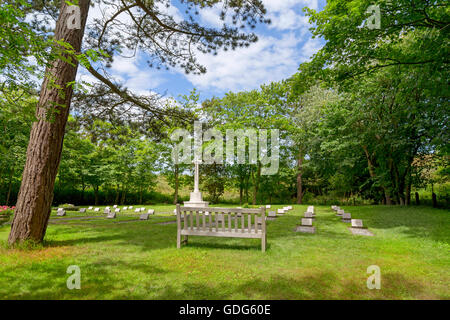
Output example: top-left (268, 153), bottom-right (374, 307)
top-left (184, 191), bottom-right (209, 208)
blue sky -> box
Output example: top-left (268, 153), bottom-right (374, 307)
top-left (77, 0), bottom-right (326, 102)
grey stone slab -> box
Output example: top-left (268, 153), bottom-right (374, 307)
top-left (106, 212), bottom-right (116, 219)
top-left (56, 209), bottom-right (66, 216)
top-left (268, 211), bottom-right (277, 217)
top-left (342, 212), bottom-right (351, 222)
top-left (301, 218), bottom-right (313, 226)
top-left (140, 213), bottom-right (150, 220)
top-left (351, 219), bottom-right (364, 228)
top-left (295, 226), bottom-right (316, 233)
top-left (349, 227), bottom-right (373, 236)
top-left (304, 212), bottom-right (315, 218)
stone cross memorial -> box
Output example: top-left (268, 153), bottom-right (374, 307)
top-left (183, 159), bottom-right (209, 208)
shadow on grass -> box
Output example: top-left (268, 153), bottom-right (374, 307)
top-left (340, 205), bottom-right (450, 244)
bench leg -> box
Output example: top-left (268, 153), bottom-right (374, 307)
top-left (261, 234), bottom-right (266, 252)
top-left (177, 230), bottom-right (181, 249)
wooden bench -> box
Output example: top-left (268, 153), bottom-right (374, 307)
top-left (176, 204), bottom-right (267, 252)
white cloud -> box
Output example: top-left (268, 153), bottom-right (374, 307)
top-left (263, 0), bottom-right (318, 31)
top-left (185, 33), bottom-right (307, 92)
top-left (183, 1), bottom-right (323, 92)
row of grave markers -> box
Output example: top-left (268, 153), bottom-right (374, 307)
top-left (331, 205), bottom-right (373, 236)
top-left (56, 206), bottom-right (155, 221)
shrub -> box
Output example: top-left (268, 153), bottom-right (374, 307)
top-left (0, 206), bottom-right (14, 225)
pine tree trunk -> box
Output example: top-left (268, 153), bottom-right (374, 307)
top-left (8, 0), bottom-right (90, 245)
top-left (296, 151), bottom-right (304, 204)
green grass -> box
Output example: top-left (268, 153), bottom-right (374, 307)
top-left (0, 205), bottom-right (449, 299)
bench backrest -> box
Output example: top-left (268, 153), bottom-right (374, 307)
top-left (176, 205), bottom-right (266, 234)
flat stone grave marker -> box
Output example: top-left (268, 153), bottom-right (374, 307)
top-left (56, 209), bottom-right (66, 216)
top-left (301, 218), bottom-right (313, 226)
top-left (337, 209), bottom-right (344, 216)
top-left (140, 213), bottom-right (150, 220)
top-left (135, 208), bottom-right (140, 213)
top-left (266, 205), bottom-right (271, 209)
top-left (94, 208), bottom-right (100, 212)
top-left (349, 227), bottom-right (374, 236)
top-left (123, 206), bottom-right (128, 210)
top-left (277, 209), bottom-right (285, 214)
top-left (296, 226), bottom-right (315, 233)
top-left (104, 208), bottom-right (111, 214)
top-left (106, 212), bottom-right (116, 219)
top-left (129, 206), bottom-right (133, 209)
top-left (115, 208), bottom-right (120, 213)
top-left (79, 208), bottom-right (86, 213)
top-left (88, 206), bottom-right (93, 210)
top-left (147, 209), bottom-right (155, 215)
top-left (342, 213), bottom-right (351, 222)
top-left (304, 211), bottom-right (314, 219)
top-left (113, 205), bottom-right (117, 208)
top-left (268, 211), bottom-right (276, 217)
top-left (351, 219), bottom-right (363, 228)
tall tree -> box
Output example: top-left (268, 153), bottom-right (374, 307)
top-left (8, 0), bottom-right (269, 244)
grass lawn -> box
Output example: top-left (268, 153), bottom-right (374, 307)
top-left (0, 205), bottom-right (448, 299)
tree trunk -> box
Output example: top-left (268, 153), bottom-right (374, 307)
top-left (173, 164), bottom-right (179, 205)
top-left (8, 0), bottom-right (90, 245)
top-left (432, 193), bottom-right (437, 208)
top-left (252, 162), bottom-right (261, 205)
top-left (296, 151), bottom-right (304, 204)
top-left (94, 185), bottom-right (99, 206)
top-left (5, 167), bottom-right (14, 206)
top-left (114, 185), bottom-right (120, 205)
top-left (415, 192), bottom-right (420, 205)
top-left (239, 184), bottom-right (243, 205)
